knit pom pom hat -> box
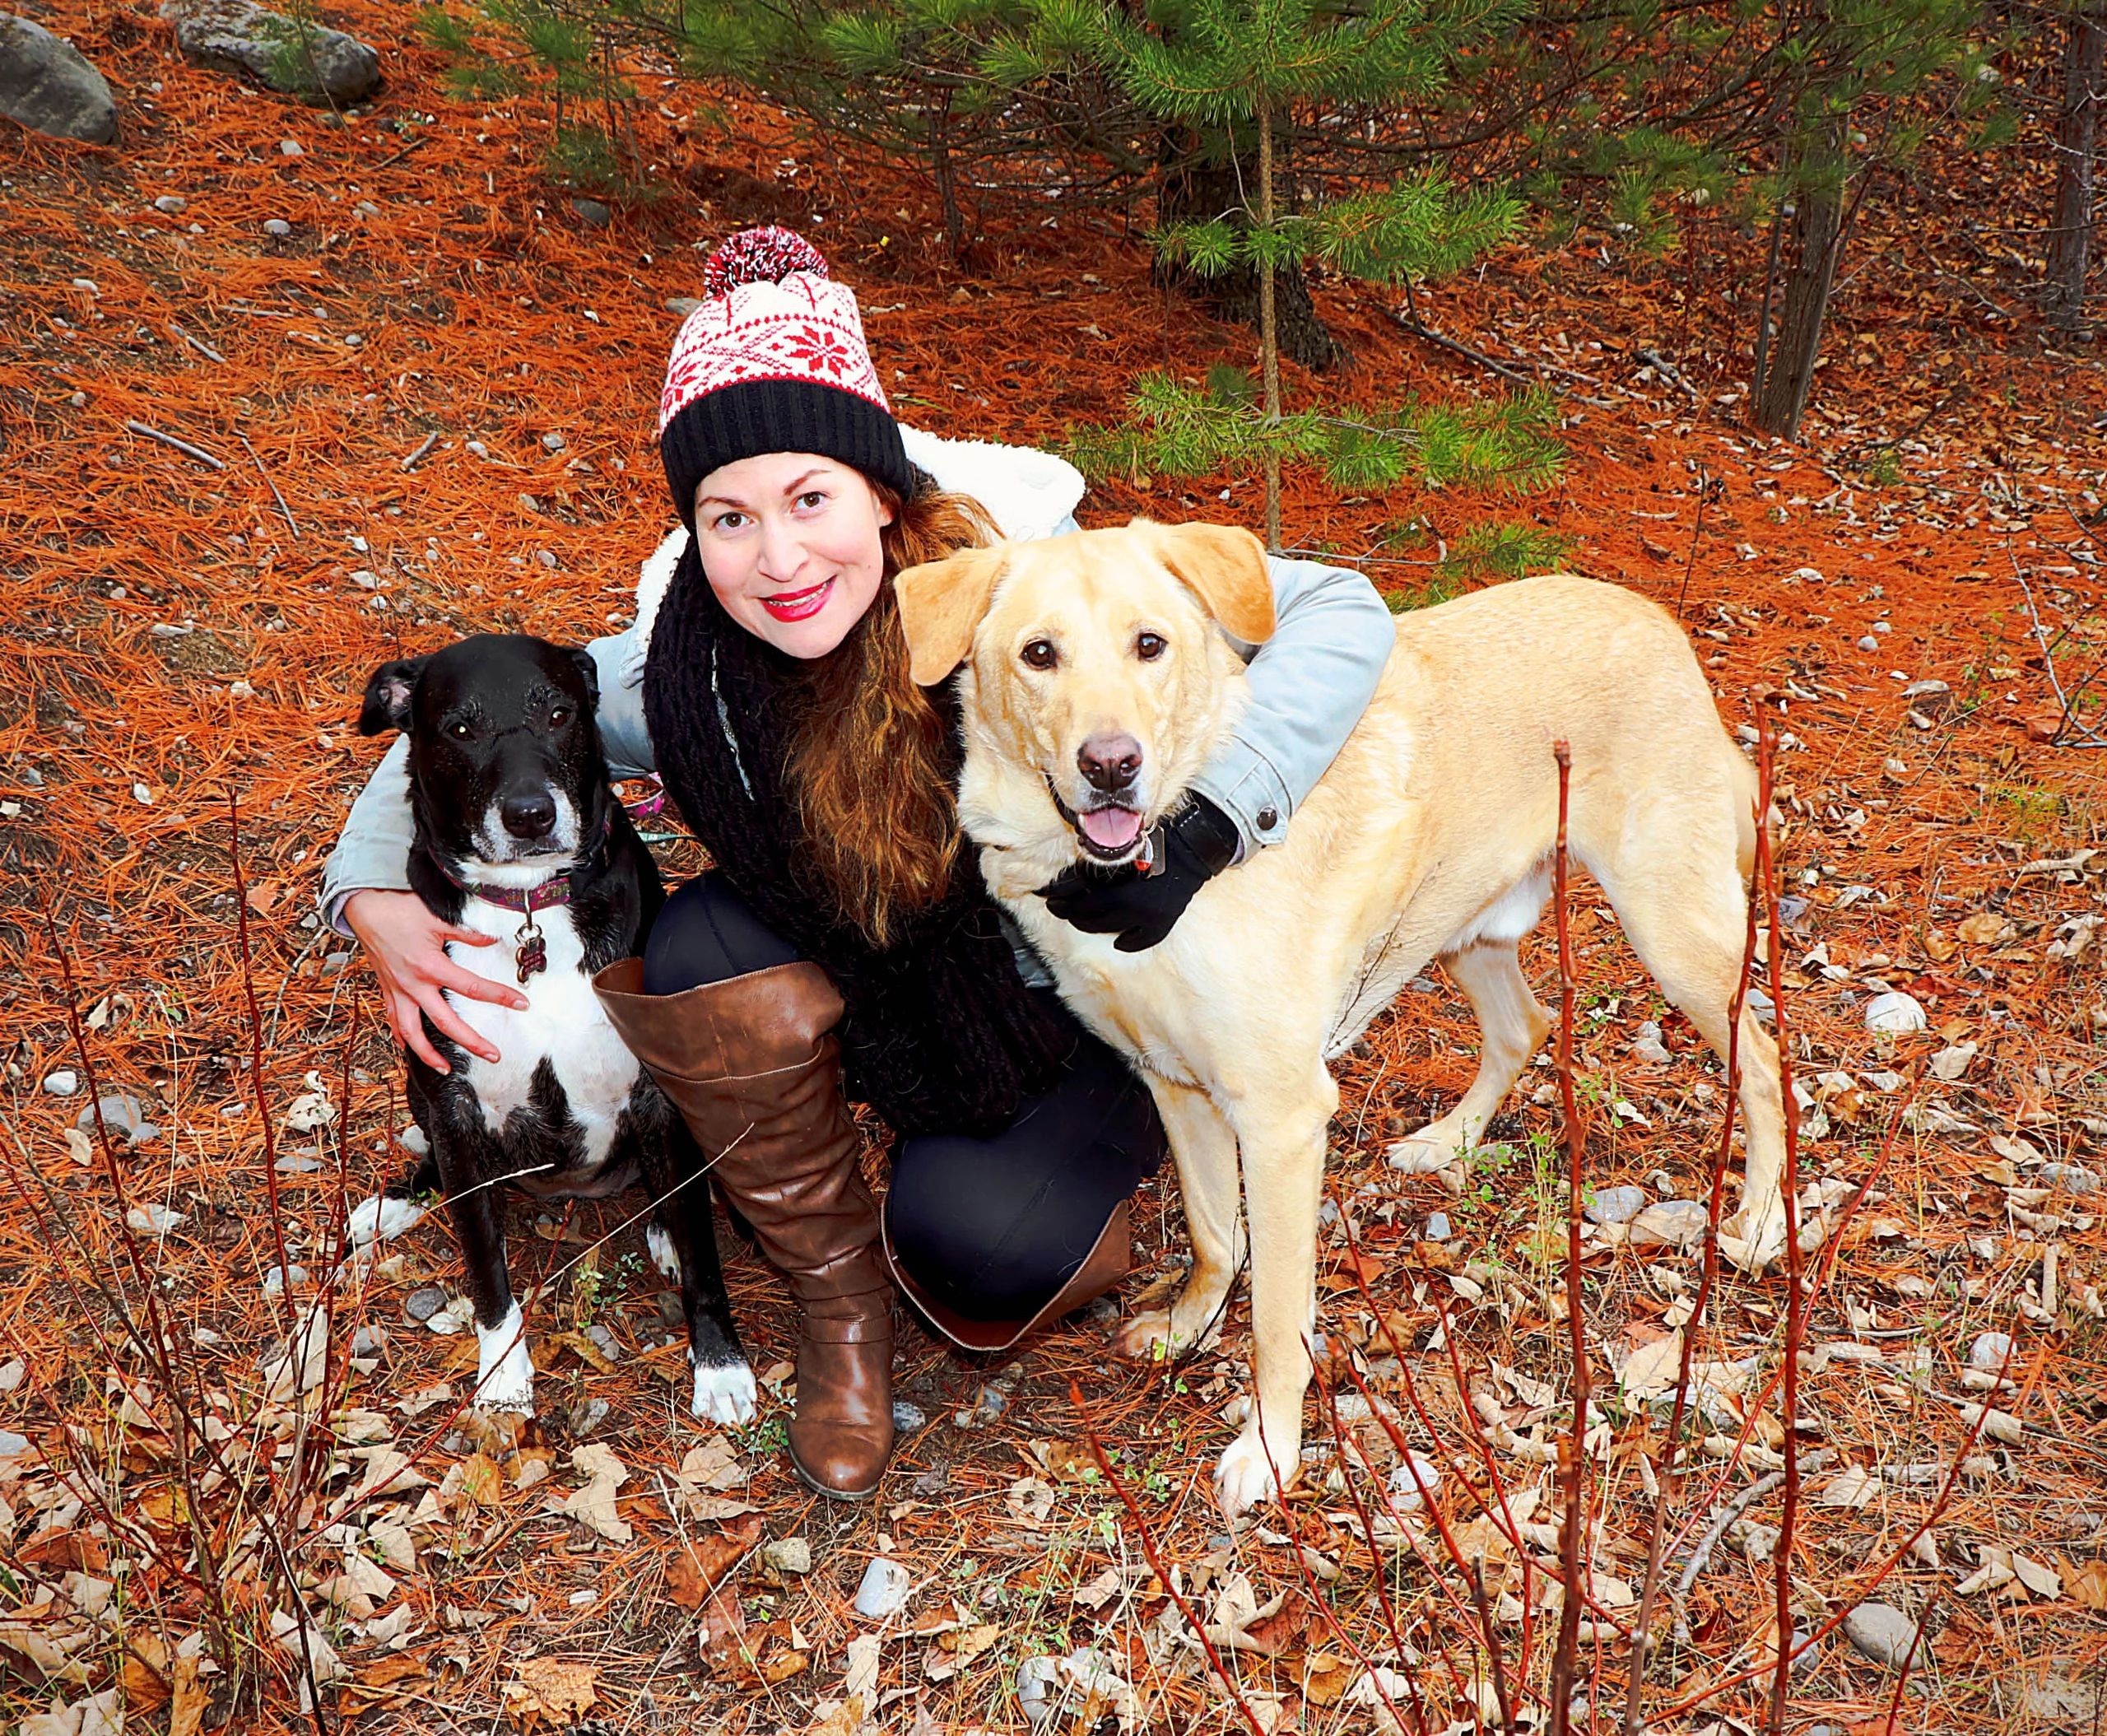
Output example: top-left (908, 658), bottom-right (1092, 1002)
top-left (658, 227), bottom-right (912, 529)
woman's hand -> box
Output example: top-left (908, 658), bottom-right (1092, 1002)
top-left (343, 890), bottom-right (528, 1072)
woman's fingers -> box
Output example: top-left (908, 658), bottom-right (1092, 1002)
top-left (432, 955), bottom-right (530, 1012)
top-left (416, 984), bottom-right (501, 1067)
top-left (390, 992), bottom-right (452, 1073)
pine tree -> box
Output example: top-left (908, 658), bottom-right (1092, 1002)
top-left (1054, 0), bottom-right (1536, 547)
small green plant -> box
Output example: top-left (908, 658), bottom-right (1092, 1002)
top-left (1861, 447), bottom-right (1905, 487)
top-left (1984, 781), bottom-right (2066, 842)
top-left (1440, 521), bottom-right (1578, 583)
top-left (1384, 572), bottom-right (1462, 614)
top-left (420, 0), bottom-right (649, 196)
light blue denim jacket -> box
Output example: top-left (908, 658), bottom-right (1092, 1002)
top-left (319, 433), bottom-right (1395, 933)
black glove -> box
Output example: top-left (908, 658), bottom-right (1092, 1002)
top-left (1037, 793), bottom-right (1242, 952)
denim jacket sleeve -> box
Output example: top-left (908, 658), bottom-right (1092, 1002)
top-left (1187, 556), bottom-right (1395, 855)
top-left (315, 627), bottom-right (653, 935)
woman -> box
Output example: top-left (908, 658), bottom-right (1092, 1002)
top-left (322, 227), bottom-right (1394, 1501)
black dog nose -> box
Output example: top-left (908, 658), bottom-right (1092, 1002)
top-left (1077, 733), bottom-right (1142, 794)
top-left (501, 793), bottom-right (557, 839)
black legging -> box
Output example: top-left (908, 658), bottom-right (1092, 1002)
top-left (644, 872), bottom-right (1163, 1324)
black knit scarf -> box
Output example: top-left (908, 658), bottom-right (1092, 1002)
top-left (642, 536), bottom-right (1081, 1138)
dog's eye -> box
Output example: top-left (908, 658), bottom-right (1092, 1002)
top-left (1021, 639), bottom-right (1058, 671)
top-left (549, 705), bottom-right (571, 727)
top-left (449, 721), bottom-right (472, 740)
top-left (1135, 632), bottom-right (1166, 662)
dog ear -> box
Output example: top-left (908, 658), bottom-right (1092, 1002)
top-left (357, 657), bottom-right (424, 736)
top-left (893, 546), bottom-right (1011, 686)
top-left (568, 647), bottom-right (601, 711)
top-left (1143, 519), bottom-right (1277, 645)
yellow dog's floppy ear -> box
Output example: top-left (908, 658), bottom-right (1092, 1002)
top-left (1141, 519), bottom-right (1276, 645)
top-left (894, 545), bottom-right (1011, 686)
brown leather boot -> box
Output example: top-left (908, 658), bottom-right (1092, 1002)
top-left (593, 957), bottom-right (894, 1500)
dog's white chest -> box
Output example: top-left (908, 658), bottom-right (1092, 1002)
top-left (444, 900), bottom-right (639, 1164)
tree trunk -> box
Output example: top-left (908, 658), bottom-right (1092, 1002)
top-left (2047, 1), bottom-right (2105, 332)
top-left (1256, 99), bottom-right (1282, 552)
top-left (1751, 119), bottom-right (1850, 441)
top-left (928, 84), bottom-right (966, 262)
top-left (1156, 138), bottom-right (1346, 371)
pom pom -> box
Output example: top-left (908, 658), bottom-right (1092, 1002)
top-left (703, 226), bottom-right (830, 298)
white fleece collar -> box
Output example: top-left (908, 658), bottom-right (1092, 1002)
top-left (622, 426), bottom-right (1087, 682)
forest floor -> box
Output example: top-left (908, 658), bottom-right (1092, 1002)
top-left (2, 3), bottom-right (2105, 1734)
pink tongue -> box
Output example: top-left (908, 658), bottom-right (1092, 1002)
top-left (1079, 807), bottom-right (1144, 851)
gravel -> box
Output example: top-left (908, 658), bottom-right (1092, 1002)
top-left (263, 217), bottom-right (292, 236)
top-left (1863, 990), bottom-right (1928, 1034)
top-left (853, 1555), bottom-right (910, 1619)
top-left (403, 1285), bottom-right (449, 1323)
top-left (1585, 1184), bottom-right (1649, 1226)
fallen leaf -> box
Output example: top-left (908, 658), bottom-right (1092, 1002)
top-left (1305, 1651), bottom-right (1353, 1706)
top-left (1957, 911), bottom-right (2008, 946)
top-left (667, 1517), bottom-right (764, 1608)
top-left (2067, 1560), bottom-right (2107, 1610)
top-left (1619, 1330), bottom-right (1684, 1400)
top-left (503, 1658), bottom-right (597, 1729)
top-left (169, 1654), bottom-right (207, 1736)
top-left (809, 1696), bottom-right (870, 1736)
top-left (1006, 1475), bottom-right (1056, 1528)
top-left (457, 1452), bottom-right (506, 1507)
top-left (356, 1651), bottom-right (431, 1691)
top-left (844, 1632), bottom-right (882, 1698)
top-left (2012, 1552), bottom-right (2062, 1599)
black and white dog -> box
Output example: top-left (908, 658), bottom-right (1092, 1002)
top-left (350, 634), bottom-right (754, 1424)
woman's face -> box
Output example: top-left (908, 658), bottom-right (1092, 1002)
top-left (692, 453), bottom-right (895, 659)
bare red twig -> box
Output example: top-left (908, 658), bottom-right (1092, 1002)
top-left (1751, 709), bottom-right (1806, 1736)
top-left (1547, 738), bottom-right (1588, 1736)
top-left (1070, 1380), bottom-right (1269, 1736)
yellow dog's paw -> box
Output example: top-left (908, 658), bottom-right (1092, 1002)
top-left (1114, 1305), bottom-right (1219, 1363)
top-left (1213, 1428), bottom-right (1292, 1519)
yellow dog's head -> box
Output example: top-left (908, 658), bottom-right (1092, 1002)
top-left (895, 519), bottom-right (1274, 878)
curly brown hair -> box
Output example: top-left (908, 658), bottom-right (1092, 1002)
top-left (775, 485), bottom-right (1000, 948)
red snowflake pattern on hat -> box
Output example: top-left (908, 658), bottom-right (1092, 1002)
top-left (659, 228), bottom-right (888, 434)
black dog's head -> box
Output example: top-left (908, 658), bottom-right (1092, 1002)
top-left (359, 635), bottom-right (605, 878)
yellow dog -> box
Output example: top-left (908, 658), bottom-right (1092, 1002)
top-left (897, 520), bottom-right (1785, 1515)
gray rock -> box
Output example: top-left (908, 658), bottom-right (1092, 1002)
top-left (1584, 1184), bottom-right (1648, 1226)
top-left (162, 0), bottom-right (381, 106)
top-left (0, 1430), bottom-right (30, 1459)
top-left (154, 193), bottom-right (187, 213)
top-left (890, 1399), bottom-right (927, 1434)
top-left (277, 135), bottom-right (301, 155)
top-left (1842, 1599), bottom-right (1921, 1669)
top-left (403, 1284), bottom-right (448, 1322)
top-left (77, 1092), bottom-right (148, 1141)
top-left (2040, 1162), bottom-right (2100, 1197)
top-left (1016, 1655), bottom-right (1062, 1731)
top-left (853, 1555), bottom-right (910, 1619)
top-left (1424, 1211), bottom-right (1450, 1242)
top-left (1856, 635), bottom-right (1879, 652)
top-left (42, 1068), bottom-right (80, 1096)
top-left (540, 431), bottom-right (567, 452)
top-left (760, 1537), bottom-right (811, 1575)
top-left (1967, 1331), bottom-right (2014, 1375)
top-left (263, 217), bottom-right (291, 236)
top-left (0, 16), bottom-right (119, 145)
top-left (350, 1324), bottom-right (385, 1357)
top-left (570, 197), bottom-right (610, 226)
